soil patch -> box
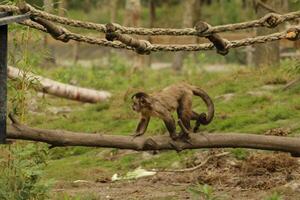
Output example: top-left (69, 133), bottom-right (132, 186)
top-left (52, 151), bottom-right (300, 200)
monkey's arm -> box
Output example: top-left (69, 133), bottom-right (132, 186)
top-left (132, 116), bottom-right (150, 137)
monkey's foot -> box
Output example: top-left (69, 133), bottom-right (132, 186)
top-left (178, 132), bottom-right (193, 145)
top-left (169, 141), bottom-right (182, 153)
top-left (131, 132), bottom-right (144, 138)
top-left (170, 134), bottom-right (180, 141)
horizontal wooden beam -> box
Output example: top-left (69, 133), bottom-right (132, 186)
top-left (6, 116), bottom-right (300, 156)
top-left (0, 13), bottom-right (30, 26)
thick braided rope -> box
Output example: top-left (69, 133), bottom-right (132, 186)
top-left (17, 19), bottom-right (299, 52)
top-left (150, 32), bottom-right (291, 51)
top-left (149, 31), bottom-right (294, 52)
top-left (20, 20), bottom-right (131, 50)
top-left (0, 4), bottom-right (300, 36)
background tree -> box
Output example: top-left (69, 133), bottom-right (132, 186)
top-left (58, 0), bottom-right (67, 16)
top-left (43, 0), bottom-right (53, 48)
top-left (172, 0), bottom-right (201, 71)
top-left (110, 0), bottom-right (118, 22)
top-left (253, 0), bottom-right (285, 67)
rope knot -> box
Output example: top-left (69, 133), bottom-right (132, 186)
top-left (286, 27), bottom-right (300, 41)
top-left (135, 40), bottom-right (151, 55)
top-left (105, 23), bottom-right (118, 41)
top-left (17, 2), bottom-right (31, 13)
top-left (194, 21), bottom-right (212, 36)
top-left (56, 27), bottom-right (71, 42)
top-left (260, 13), bottom-right (282, 28)
top-left (105, 23), bottom-right (151, 55)
top-left (194, 21), bottom-right (229, 55)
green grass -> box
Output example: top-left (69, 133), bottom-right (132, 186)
top-left (7, 58), bottom-right (300, 183)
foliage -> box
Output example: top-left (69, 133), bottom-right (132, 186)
top-left (281, 59), bottom-right (300, 74)
top-left (8, 23), bottom-right (45, 122)
top-left (0, 144), bottom-right (53, 200)
top-left (230, 148), bottom-right (249, 160)
top-left (187, 184), bottom-right (220, 200)
top-left (264, 192), bottom-right (283, 200)
top-left (54, 192), bottom-right (100, 200)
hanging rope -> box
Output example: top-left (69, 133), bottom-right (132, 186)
top-left (1, 3), bottom-right (300, 36)
top-left (1, 3), bottom-right (299, 54)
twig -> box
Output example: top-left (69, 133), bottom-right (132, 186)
top-left (8, 113), bottom-right (20, 125)
top-left (282, 77), bottom-right (300, 91)
top-left (152, 152), bottom-right (230, 173)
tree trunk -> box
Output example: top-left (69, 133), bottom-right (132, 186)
top-left (58, 0), bottom-right (67, 16)
top-left (172, 0), bottom-right (197, 71)
top-left (83, 0), bottom-right (92, 13)
top-left (124, 0), bottom-right (144, 69)
top-left (8, 66), bottom-right (111, 103)
top-left (72, 42), bottom-right (79, 64)
top-left (147, 0), bottom-right (156, 68)
top-left (124, 0), bottom-right (141, 27)
top-left (149, 0), bottom-right (156, 28)
top-left (110, 0), bottom-right (118, 22)
top-left (43, 0), bottom-right (55, 63)
top-left (7, 119), bottom-right (300, 156)
top-left (253, 0), bottom-right (283, 67)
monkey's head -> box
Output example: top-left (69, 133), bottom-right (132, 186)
top-left (131, 92), bottom-right (152, 113)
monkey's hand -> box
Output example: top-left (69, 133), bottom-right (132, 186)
top-left (170, 134), bottom-right (179, 141)
top-left (131, 132), bottom-right (144, 138)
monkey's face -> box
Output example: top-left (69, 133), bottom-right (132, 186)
top-left (131, 92), bottom-right (152, 113)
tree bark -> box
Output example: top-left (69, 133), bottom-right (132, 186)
top-left (253, 0), bottom-right (283, 67)
top-left (8, 66), bottom-right (111, 103)
top-left (6, 120), bottom-right (300, 155)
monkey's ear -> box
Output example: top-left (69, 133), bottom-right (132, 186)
top-left (131, 92), bottom-right (149, 100)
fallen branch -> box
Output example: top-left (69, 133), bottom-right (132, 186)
top-left (6, 117), bottom-right (300, 155)
top-left (8, 66), bottom-right (111, 103)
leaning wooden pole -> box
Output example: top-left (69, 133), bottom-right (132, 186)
top-left (8, 66), bottom-right (111, 103)
top-left (7, 117), bottom-right (300, 155)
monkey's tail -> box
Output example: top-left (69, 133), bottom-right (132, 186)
top-left (192, 86), bottom-right (214, 125)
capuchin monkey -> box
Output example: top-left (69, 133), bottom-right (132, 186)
top-left (131, 83), bottom-right (214, 140)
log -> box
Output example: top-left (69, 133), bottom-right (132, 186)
top-left (8, 66), bottom-right (111, 103)
top-left (6, 118), bottom-right (300, 155)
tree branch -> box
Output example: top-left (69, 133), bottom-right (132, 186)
top-left (6, 121), bottom-right (300, 155)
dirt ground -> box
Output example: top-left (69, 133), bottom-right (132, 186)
top-left (52, 150), bottom-right (300, 200)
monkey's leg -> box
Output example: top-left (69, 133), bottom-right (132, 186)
top-left (191, 111), bottom-right (207, 133)
top-left (177, 96), bottom-right (192, 140)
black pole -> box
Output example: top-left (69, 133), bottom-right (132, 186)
top-left (0, 24), bottom-right (7, 144)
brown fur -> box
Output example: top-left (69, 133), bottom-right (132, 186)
top-left (131, 83), bottom-right (214, 140)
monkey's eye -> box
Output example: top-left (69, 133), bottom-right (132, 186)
top-left (140, 98), bottom-right (148, 104)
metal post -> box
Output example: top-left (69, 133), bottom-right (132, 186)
top-left (0, 24), bottom-right (7, 144)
